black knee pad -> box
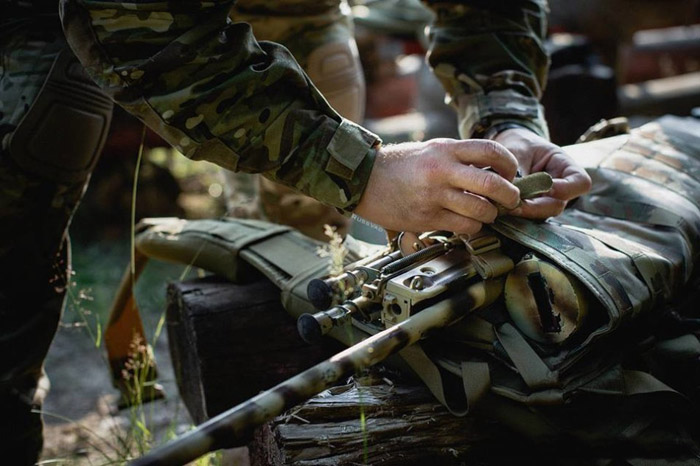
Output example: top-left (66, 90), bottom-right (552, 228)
top-left (8, 48), bottom-right (113, 184)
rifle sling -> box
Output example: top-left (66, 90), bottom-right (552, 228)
top-left (495, 323), bottom-right (560, 391)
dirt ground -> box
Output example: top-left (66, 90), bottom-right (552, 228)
top-left (41, 323), bottom-right (188, 464)
top-left (41, 323), bottom-right (251, 465)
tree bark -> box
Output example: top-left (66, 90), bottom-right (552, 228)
top-left (166, 276), bottom-right (342, 424)
top-left (249, 374), bottom-right (504, 466)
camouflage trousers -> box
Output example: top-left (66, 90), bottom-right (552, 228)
top-left (222, 0), bottom-right (364, 241)
top-left (0, 12), bottom-right (114, 463)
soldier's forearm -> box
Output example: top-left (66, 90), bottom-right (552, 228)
top-left (422, 0), bottom-right (550, 138)
top-left (59, 0), bottom-right (379, 212)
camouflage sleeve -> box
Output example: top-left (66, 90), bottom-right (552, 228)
top-left (423, 0), bottom-right (550, 139)
top-left (59, 0), bottom-right (379, 212)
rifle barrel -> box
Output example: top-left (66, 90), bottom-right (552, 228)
top-left (298, 296), bottom-right (372, 343)
top-left (130, 282), bottom-right (488, 466)
top-left (307, 251), bottom-right (402, 309)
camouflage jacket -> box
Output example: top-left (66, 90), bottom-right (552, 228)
top-left (51, 0), bottom-right (548, 212)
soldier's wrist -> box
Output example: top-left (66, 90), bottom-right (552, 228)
top-left (455, 91), bottom-right (550, 140)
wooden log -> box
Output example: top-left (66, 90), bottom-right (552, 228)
top-left (249, 374), bottom-right (503, 466)
top-left (166, 276), bottom-right (504, 465)
top-left (165, 276), bottom-right (342, 424)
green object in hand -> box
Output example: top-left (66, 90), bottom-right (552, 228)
top-left (497, 171), bottom-right (553, 215)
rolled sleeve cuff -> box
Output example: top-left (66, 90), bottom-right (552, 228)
top-left (325, 119), bottom-right (379, 180)
top-left (319, 119), bottom-right (380, 214)
top-left (456, 90), bottom-right (550, 140)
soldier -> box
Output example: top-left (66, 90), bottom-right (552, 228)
top-left (1, 0), bottom-right (591, 463)
top-left (59, 0), bottom-right (591, 231)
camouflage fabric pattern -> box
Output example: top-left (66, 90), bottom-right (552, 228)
top-left (60, 0), bottom-right (379, 213)
top-left (0, 15), bottom-right (78, 380)
top-left (496, 116), bottom-right (700, 330)
top-left (231, 0), bottom-right (353, 69)
top-left (0, 24), bottom-right (104, 254)
top-left (222, 0), bottom-right (357, 240)
top-left (232, 0), bottom-right (343, 17)
top-left (0, 13), bottom-right (90, 463)
top-left (59, 0), bottom-right (556, 218)
top-left (424, 0), bottom-right (550, 138)
top-left (476, 117), bottom-right (700, 458)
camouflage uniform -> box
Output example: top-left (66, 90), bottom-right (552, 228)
top-left (222, 0), bottom-right (364, 241)
top-left (59, 0), bottom-right (550, 210)
top-left (1, 2), bottom-right (114, 462)
top-left (1, 0), bottom-right (550, 462)
top-left (424, 0), bottom-right (550, 139)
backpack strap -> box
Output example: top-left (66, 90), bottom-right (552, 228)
top-left (495, 323), bottom-right (560, 392)
top-left (396, 344), bottom-right (492, 416)
top-left (460, 361), bottom-right (492, 409)
top-left (561, 223), bottom-right (669, 307)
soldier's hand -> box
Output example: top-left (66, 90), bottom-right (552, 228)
top-left (494, 128), bottom-right (592, 219)
top-left (354, 139), bottom-right (521, 234)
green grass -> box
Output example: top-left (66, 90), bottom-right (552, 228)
top-left (51, 236), bottom-right (203, 464)
top-left (66, 237), bottom-right (191, 335)
top-left (48, 132), bottom-right (214, 464)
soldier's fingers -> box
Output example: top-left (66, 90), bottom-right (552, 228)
top-left (435, 209), bottom-right (484, 235)
top-left (442, 189), bottom-right (498, 224)
top-left (448, 165), bottom-right (521, 210)
top-left (511, 197), bottom-right (567, 219)
top-left (550, 169), bottom-right (593, 201)
top-left (451, 140), bottom-right (519, 181)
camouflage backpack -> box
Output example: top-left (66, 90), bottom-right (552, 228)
top-left (128, 116), bottom-right (700, 464)
top-left (401, 116), bottom-right (700, 463)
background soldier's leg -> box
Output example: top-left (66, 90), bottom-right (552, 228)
top-left (223, 0), bottom-right (365, 241)
top-left (0, 15), bottom-right (113, 463)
